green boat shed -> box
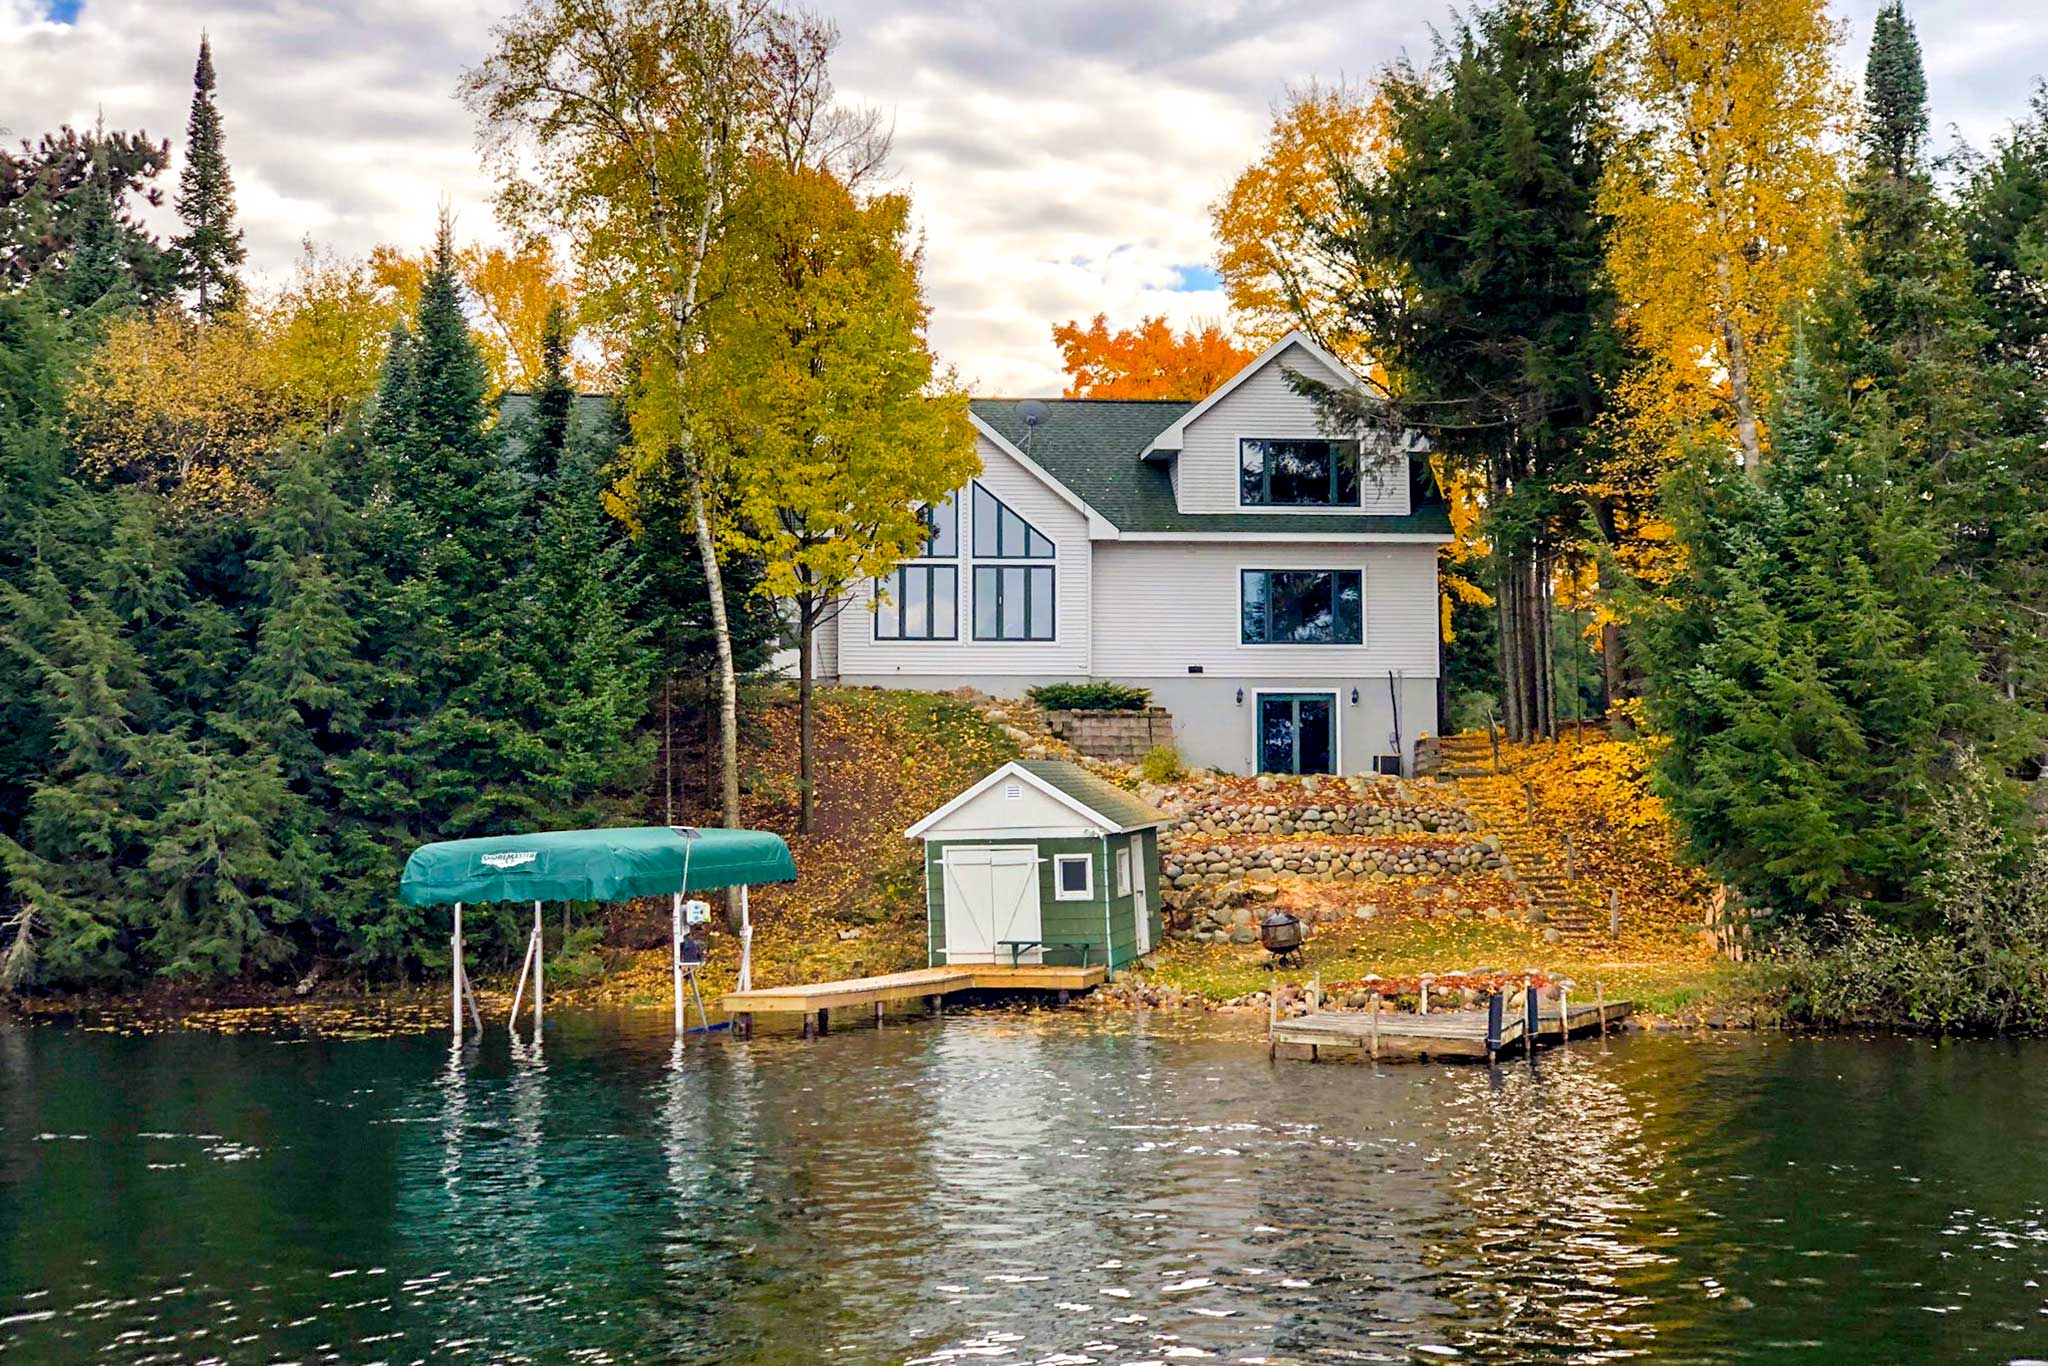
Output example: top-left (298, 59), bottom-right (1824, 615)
top-left (905, 760), bottom-right (1169, 973)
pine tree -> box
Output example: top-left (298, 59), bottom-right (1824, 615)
top-left (1862, 4), bottom-right (1928, 182)
top-left (523, 301), bottom-right (575, 482)
top-left (61, 148), bottom-right (126, 314)
top-left (1310, 0), bottom-right (1619, 740)
top-left (171, 35), bottom-right (246, 320)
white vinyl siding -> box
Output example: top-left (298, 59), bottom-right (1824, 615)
top-left (1089, 540), bottom-right (1439, 678)
top-left (1175, 342), bottom-right (1410, 517)
top-left (837, 433), bottom-right (1091, 677)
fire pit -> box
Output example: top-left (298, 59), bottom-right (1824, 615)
top-left (1260, 910), bottom-right (1306, 964)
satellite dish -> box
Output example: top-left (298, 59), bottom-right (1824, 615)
top-left (1018, 399), bottom-right (1050, 429)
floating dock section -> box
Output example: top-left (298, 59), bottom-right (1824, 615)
top-left (721, 962), bottom-right (1104, 1038)
top-left (1271, 994), bottom-right (1633, 1064)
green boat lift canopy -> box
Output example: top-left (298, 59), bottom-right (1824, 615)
top-left (400, 826), bottom-right (795, 907)
top-left (399, 826), bottom-right (797, 1041)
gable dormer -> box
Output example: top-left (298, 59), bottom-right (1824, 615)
top-left (1142, 331), bottom-right (1413, 518)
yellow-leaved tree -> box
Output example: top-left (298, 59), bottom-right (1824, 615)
top-left (1600, 0), bottom-right (1851, 473)
top-left (692, 161), bottom-right (977, 832)
top-left (68, 247), bottom-right (403, 512)
top-left (1211, 81), bottom-right (1391, 363)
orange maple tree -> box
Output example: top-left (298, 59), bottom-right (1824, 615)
top-left (1050, 314), bottom-right (1253, 400)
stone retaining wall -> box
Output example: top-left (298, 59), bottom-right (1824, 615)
top-left (1170, 797), bottom-right (1474, 839)
top-left (1161, 836), bottom-right (1503, 890)
top-left (1044, 706), bottom-right (1176, 763)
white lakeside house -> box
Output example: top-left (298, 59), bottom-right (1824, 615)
top-left (815, 331), bottom-right (1454, 778)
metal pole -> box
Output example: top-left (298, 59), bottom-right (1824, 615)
top-left (452, 902), bottom-right (464, 1039)
top-left (671, 891), bottom-right (684, 1036)
top-left (533, 900), bottom-right (544, 1036)
top-left (1525, 980), bottom-right (1540, 1060)
top-left (1486, 990), bottom-right (1503, 1062)
top-left (738, 884), bottom-right (753, 993)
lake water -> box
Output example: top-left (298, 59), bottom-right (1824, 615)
top-left (2, 1008), bottom-right (2046, 1364)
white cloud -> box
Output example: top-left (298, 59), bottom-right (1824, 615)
top-left (3, 0), bottom-right (2045, 393)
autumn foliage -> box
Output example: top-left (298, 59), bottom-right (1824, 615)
top-left (1050, 314), bottom-right (1253, 400)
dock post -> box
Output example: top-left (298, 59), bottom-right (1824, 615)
top-left (875, 1000), bottom-right (884, 1026)
top-left (533, 900), bottom-right (544, 1037)
top-left (927, 994), bottom-right (942, 1016)
top-left (816, 1008), bottom-right (830, 1037)
top-left (1369, 991), bottom-right (1381, 1060)
top-left (1485, 990), bottom-right (1503, 1063)
top-left (1311, 972), bottom-right (1321, 1013)
top-left (734, 1012), bottom-right (753, 1039)
top-left (1596, 981), bottom-right (1607, 1039)
top-left (1419, 978), bottom-right (1430, 1015)
top-left (1266, 974), bottom-right (1278, 1058)
top-left (1558, 985), bottom-right (1569, 1046)
top-left (1525, 980), bottom-right (1540, 1061)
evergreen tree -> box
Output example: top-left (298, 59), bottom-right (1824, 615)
top-left (171, 35), bottom-right (246, 319)
top-left (1, 124), bottom-right (178, 302)
top-left (1311, 0), bottom-right (1619, 740)
top-left (522, 301), bottom-right (575, 482)
top-left (1862, 3), bottom-right (1928, 182)
top-left (61, 149), bottom-right (127, 314)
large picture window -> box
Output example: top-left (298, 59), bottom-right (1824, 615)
top-left (1239, 438), bottom-right (1362, 508)
top-left (972, 483), bottom-right (1055, 558)
top-left (875, 564), bottom-right (958, 640)
top-left (973, 565), bottom-right (1055, 641)
top-left (1241, 569), bottom-right (1363, 645)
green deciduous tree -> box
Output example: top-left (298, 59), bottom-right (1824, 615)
top-left (694, 161), bottom-right (976, 831)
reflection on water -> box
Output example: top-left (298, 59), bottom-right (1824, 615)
top-left (3, 1010), bottom-right (2047, 1363)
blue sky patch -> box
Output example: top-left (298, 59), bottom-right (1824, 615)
top-left (45, 0), bottom-right (83, 22)
top-left (1168, 264), bottom-right (1221, 293)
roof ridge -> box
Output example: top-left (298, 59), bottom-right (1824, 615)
top-left (973, 396), bottom-right (1196, 405)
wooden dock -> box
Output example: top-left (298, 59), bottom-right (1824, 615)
top-left (720, 962), bottom-right (1106, 1037)
top-left (1271, 998), bottom-right (1633, 1064)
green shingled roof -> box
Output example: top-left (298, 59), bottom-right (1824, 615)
top-left (971, 398), bottom-right (1453, 537)
top-left (1016, 760), bottom-right (1168, 832)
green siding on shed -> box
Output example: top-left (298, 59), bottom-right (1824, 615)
top-left (924, 832), bottom-right (1161, 972)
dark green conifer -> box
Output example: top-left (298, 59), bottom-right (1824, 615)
top-left (1862, 4), bottom-right (1929, 181)
top-left (171, 35), bottom-right (246, 320)
top-left (524, 301), bottom-right (576, 482)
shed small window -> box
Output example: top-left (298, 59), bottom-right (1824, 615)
top-left (1054, 854), bottom-right (1093, 900)
top-left (1115, 846), bottom-right (1133, 897)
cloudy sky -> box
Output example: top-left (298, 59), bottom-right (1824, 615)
top-left (4, 0), bottom-right (2045, 393)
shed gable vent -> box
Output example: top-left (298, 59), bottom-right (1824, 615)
top-left (1004, 783), bottom-right (1023, 800)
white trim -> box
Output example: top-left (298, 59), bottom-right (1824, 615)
top-left (922, 824), bottom-right (1109, 841)
top-left (1143, 329), bottom-right (1367, 456)
top-left (906, 760), bottom-right (1122, 840)
top-left (1250, 687), bottom-right (1344, 776)
top-left (1238, 563), bottom-right (1368, 648)
top-left (970, 413), bottom-right (1120, 539)
top-left (1109, 530), bottom-right (1453, 544)
top-left (1054, 852), bottom-right (1094, 901)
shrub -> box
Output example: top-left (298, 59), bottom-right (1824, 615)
top-left (1139, 745), bottom-right (1184, 784)
top-left (1027, 682), bottom-right (1151, 712)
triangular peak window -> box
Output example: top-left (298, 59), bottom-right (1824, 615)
top-left (971, 483), bottom-right (1054, 558)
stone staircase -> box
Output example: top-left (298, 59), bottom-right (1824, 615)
top-left (1438, 733), bottom-right (1611, 944)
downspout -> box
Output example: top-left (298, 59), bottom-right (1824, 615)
top-left (1388, 669), bottom-right (1405, 777)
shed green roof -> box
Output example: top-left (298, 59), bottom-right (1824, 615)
top-left (971, 398), bottom-right (1453, 538)
top-left (1016, 760), bottom-right (1168, 832)
top-left (399, 826), bottom-right (796, 906)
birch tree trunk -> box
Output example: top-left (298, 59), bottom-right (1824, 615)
top-left (689, 467), bottom-right (740, 832)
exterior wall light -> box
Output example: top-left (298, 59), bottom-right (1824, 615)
top-left (1351, 687), bottom-right (1360, 705)
top-left (1235, 688), bottom-right (1245, 706)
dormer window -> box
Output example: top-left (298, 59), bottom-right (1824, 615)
top-left (1239, 438), bottom-right (1362, 508)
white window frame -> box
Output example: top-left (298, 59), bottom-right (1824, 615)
top-left (1053, 853), bottom-right (1094, 901)
top-left (1115, 845), bottom-right (1133, 897)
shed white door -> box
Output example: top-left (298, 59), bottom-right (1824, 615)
top-left (941, 846), bottom-right (1042, 964)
